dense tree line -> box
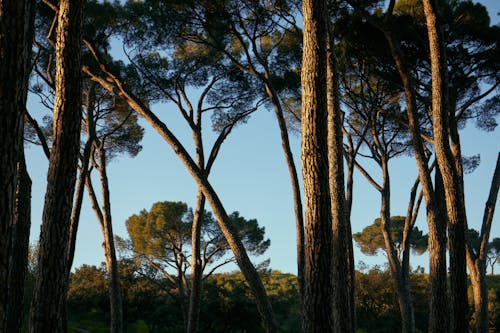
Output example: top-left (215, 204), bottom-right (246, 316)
top-left (0, 0), bottom-right (499, 332)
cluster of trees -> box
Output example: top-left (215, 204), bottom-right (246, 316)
top-left (0, 0), bottom-right (499, 333)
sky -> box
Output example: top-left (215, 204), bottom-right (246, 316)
top-left (26, 0), bottom-right (500, 275)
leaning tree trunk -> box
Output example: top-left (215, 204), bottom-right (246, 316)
top-left (29, 1), bottom-right (83, 332)
top-left (326, 29), bottom-right (354, 333)
top-left (422, 1), bottom-right (469, 332)
top-left (301, 0), bottom-right (334, 331)
top-left (0, 1), bottom-right (33, 330)
top-left (83, 50), bottom-right (278, 332)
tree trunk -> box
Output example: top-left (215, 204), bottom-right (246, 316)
top-left (0, 0), bottom-right (33, 329)
top-left (6, 155), bottom-right (32, 333)
top-left (264, 83), bottom-right (305, 303)
top-left (422, 2), bottom-right (469, 332)
top-left (301, 0), bottom-right (334, 331)
top-left (326, 29), bottom-right (354, 333)
top-left (97, 147), bottom-right (124, 333)
top-left (466, 152), bottom-right (500, 333)
top-left (187, 190), bottom-right (205, 333)
top-left (469, 260), bottom-right (488, 333)
top-left (29, 1), bottom-right (83, 332)
top-left (84, 54), bottom-right (278, 333)
top-left (382, 27), bottom-right (450, 333)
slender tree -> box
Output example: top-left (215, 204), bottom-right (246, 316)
top-left (29, 0), bottom-right (83, 332)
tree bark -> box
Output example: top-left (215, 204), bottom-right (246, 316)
top-left (301, 0), bottom-right (334, 331)
top-left (0, 0), bottom-right (33, 329)
top-left (326, 29), bottom-right (354, 333)
top-left (422, 2), bottom-right (469, 332)
top-left (6, 155), bottom-right (32, 333)
top-left (29, 1), bottom-right (83, 332)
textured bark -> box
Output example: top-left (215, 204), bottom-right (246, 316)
top-left (466, 153), bottom-right (500, 333)
top-left (326, 30), bottom-right (354, 333)
top-left (301, 0), bottom-right (334, 331)
top-left (0, 1), bottom-right (33, 329)
top-left (83, 52), bottom-right (278, 332)
top-left (29, 1), bottom-right (83, 332)
top-left (6, 156), bottom-right (32, 333)
top-left (422, 2), bottom-right (468, 332)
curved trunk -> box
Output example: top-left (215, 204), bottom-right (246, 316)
top-left (84, 56), bottom-right (278, 332)
top-left (326, 30), bottom-right (354, 333)
top-left (29, 1), bottom-right (83, 332)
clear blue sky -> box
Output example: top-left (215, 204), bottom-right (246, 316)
top-left (26, 0), bottom-right (499, 274)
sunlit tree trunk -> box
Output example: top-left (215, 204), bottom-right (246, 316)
top-left (326, 28), bottom-right (354, 333)
top-left (29, 0), bottom-right (83, 332)
top-left (422, 1), bottom-right (469, 332)
top-left (301, 0), bottom-right (334, 331)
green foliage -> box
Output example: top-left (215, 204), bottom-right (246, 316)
top-left (353, 216), bottom-right (428, 256)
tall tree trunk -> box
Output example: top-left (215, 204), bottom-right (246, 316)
top-left (301, 0), bottom-right (334, 331)
top-left (83, 54), bottom-right (278, 332)
top-left (0, 0), bottom-right (33, 329)
top-left (422, 2), bottom-right (469, 332)
top-left (29, 1), bottom-right (83, 332)
top-left (326, 29), bottom-right (354, 333)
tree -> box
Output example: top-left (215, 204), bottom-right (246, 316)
top-left (301, 0), bottom-right (336, 331)
top-left (118, 201), bottom-right (271, 326)
top-left (83, 18), bottom-right (278, 333)
top-left (29, 1), bottom-right (83, 332)
top-left (487, 238), bottom-right (500, 275)
top-left (0, 1), bottom-right (34, 331)
top-left (354, 216), bottom-right (428, 257)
